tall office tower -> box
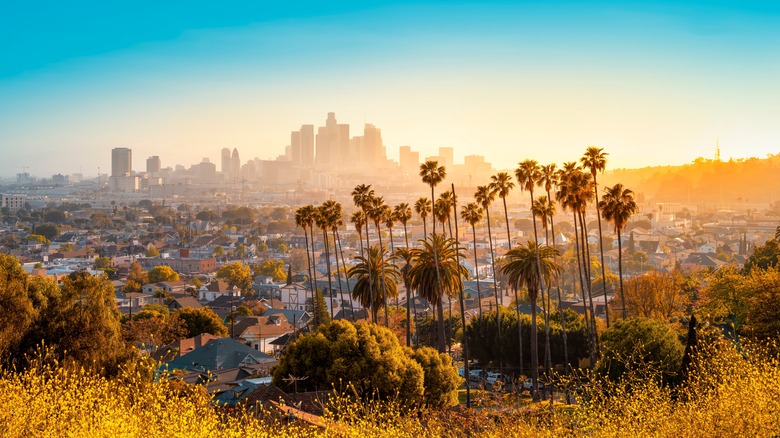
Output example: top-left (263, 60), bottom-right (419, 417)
top-left (439, 147), bottom-right (454, 168)
top-left (315, 112), bottom-right (349, 170)
top-left (111, 147), bottom-right (132, 177)
top-left (300, 124), bottom-right (314, 166)
top-left (231, 148), bottom-right (240, 180)
top-left (221, 148), bottom-right (232, 176)
top-left (290, 130), bottom-right (302, 165)
top-left (361, 124), bottom-right (384, 168)
top-left (146, 156), bottom-right (161, 175)
top-left (399, 146), bottom-right (420, 173)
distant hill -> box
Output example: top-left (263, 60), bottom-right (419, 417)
top-left (601, 154), bottom-right (780, 211)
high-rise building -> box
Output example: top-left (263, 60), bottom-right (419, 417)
top-left (315, 113), bottom-right (349, 170)
top-left (111, 147), bottom-right (132, 177)
top-left (146, 156), bottom-right (161, 175)
top-left (221, 148), bottom-right (232, 176)
top-left (300, 124), bottom-right (314, 167)
top-left (399, 146), bottom-right (419, 173)
top-left (439, 147), bottom-right (454, 168)
top-left (361, 124), bottom-right (384, 168)
top-left (231, 148), bottom-right (240, 181)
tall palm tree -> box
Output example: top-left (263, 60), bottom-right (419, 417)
top-left (414, 197), bottom-right (432, 239)
top-left (351, 211), bottom-right (366, 254)
top-left (490, 172), bottom-right (515, 250)
top-left (461, 202), bottom-right (484, 317)
top-left (294, 205), bottom-right (316, 312)
top-left (419, 161), bottom-right (448, 352)
top-left (324, 201), bottom-right (348, 320)
top-left (393, 203), bottom-right (413, 249)
top-left (315, 204), bottom-right (335, 319)
top-left (474, 184), bottom-right (503, 370)
top-left (407, 233), bottom-right (468, 353)
top-left (348, 245), bottom-right (400, 322)
top-left (352, 184), bottom-right (376, 322)
top-left (368, 196), bottom-right (392, 326)
top-left (501, 241), bottom-right (561, 399)
top-left (394, 246), bottom-right (415, 347)
top-left (532, 195), bottom-right (555, 375)
top-left (438, 190), bottom-right (456, 238)
top-left (434, 198), bottom-right (450, 238)
top-left (599, 183), bottom-right (638, 319)
top-left (581, 146), bottom-right (611, 327)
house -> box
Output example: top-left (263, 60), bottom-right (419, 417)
top-left (167, 295), bottom-right (202, 311)
top-left (161, 337), bottom-right (276, 373)
top-left (200, 280), bottom-right (240, 302)
top-left (154, 333), bottom-right (220, 362)
top-left (233, 315), bottom-right (295, 354)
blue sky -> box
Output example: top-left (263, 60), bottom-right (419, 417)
top-left (1, 1), bottom-right (779, 177)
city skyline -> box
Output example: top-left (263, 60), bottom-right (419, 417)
top-left (1, 1), bottom-right (779, 177)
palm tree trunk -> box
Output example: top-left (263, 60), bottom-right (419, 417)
top-left (471, 224), bottom-right (483, 317)
top-left (336, 230), bottom-right (356, 322)
top-left (331, 230), bottom-right (346, 320)
top-left (529, 190), bottom-right (547, 391)
top-left (403, 222), bottom-right (412, 346)
top-left (617, 227), bottom-right (626, 319)
top-left (451, 183), bottom-right (471, 408)
top-left (303, 228), bottom-right (314, 314)
top-left (530, 288), bottom-right (539, 401)
top-left (579, 211), bottom-right (599, 357)
top-left (485, 207), bottom-right (502, 372)
top-left (547, 189), bottom-right (569, 375)
top-left (431, 185), bottom-right (447, 354)
top-left (543, 225), bottom-right (553, 384)
top-left (513, 284), bottom-right (523, 375)
top-left (572, 211), bottom-right (593, 360)
top-left (593, 175), bottom-right (610, 327)
top-left (322, 228), bottom-right (334, 320)
top-left (376, 222), bottom-right (389, 327)
top-left (364, 215), bottom-right (374, 323)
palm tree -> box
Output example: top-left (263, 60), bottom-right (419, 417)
top-left (294, 205), bottom-right (316, 313)
top-left (461, 202), bottom-right (484, 317)
top-left (393, 203), bottom-right (413, 249)
top-left (414, 197), bottom-right (432, 239)
top-left (474, 184), bottom-right (503, 370)
top-left (352, 184), bottom-right (376, 322)
top-left (407, 233), bottom-right (468, 353)
top-left (490, 172), bottom-right (515, 250)
top-left (532, 195), bottom-right (555, 375)
top-left (351, 211), bottom-right (366, 254)
top-left (419, 161), bottom-right (448, 352)
top-left (434, 198), bottom-right (450, 238)
top-left (501, 241), bottom-right (561, 399)
top-left (438, 190), bottom-right (456, 237)
top-left (324, 201), bottom-right (348, 321)
top-left (394, 246), bottom-right (415, 347)
top-left (599, 183), bottom-right (638, 319)
top-left (348, 245), bottom-right (400, 322)
top-left (315, 204), bottom-right (335, 319)
top-left (581, 146), bottom-right (611, 327)
top-left (368, 196), bottom-right (392, 326)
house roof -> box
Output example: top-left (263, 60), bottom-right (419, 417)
top-left (168, 296), bottom-right (202, 310)
top-left (161, 338), bottom-right (274, 373)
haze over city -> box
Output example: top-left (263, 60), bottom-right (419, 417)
top-left (2, 1), bottom-right (779, 177)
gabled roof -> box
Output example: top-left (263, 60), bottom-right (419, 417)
top-left (161, 338), bottom-right (274, 373)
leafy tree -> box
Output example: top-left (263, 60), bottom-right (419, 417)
top-left (44, 210), bottom-right (68, 224)
top-left (348, 245), bottom-right (400, 322)
top-left (288, 248), bottom-right (309, 277)
top-left (623, 271), bottom-right (689, 319)
top-left (147, 265), bottom-right (180, 283)
top-left (124, 261), bottom-right (147, 292)
top-left (273, 321), bottom-right (459, 408)
top-left (175, 307), bottom-right (228, 337)
top-left (409, 346), bottom-right (462, 408)
top-left (0, 254), bottom-right (35, 360)
top-left (26, 234), bottom-right (50, 246)
top-left (415, 313), bottom-right (461, 351)
top-left (216, 262), bottom-right (253, 294)
top-left (212, 246), bottom-right (224, 259)
top-left (311, 289), bottom-right (331, 329)
top-left (122, 311), bottom-right (188, 348)
top-left (254, 259), bottom-right (287, 282)
top-left (195, 210), bottom-right (218, 221)
top-left (596, 317), bottom-right (684, 384)
top-left (145, 245), bottom-right (160, 257)
top-left (743, 239), bottom-right (780, 272)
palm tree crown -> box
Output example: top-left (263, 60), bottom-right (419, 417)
top-left (407, 234), bottom-right (469, 308)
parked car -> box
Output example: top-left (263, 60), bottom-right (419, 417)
top-left (486, 372), bottom-right (504, 385)
top-left (469, 369), bottom-right (485, 382)
top-left (522, 378), bottom-right (545, 390)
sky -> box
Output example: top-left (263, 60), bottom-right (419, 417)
top-left (1, 0), bottom-right (779, 178)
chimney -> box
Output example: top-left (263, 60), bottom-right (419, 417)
top-left (286, 264), bottom-right (292, 285)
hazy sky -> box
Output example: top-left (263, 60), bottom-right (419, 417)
top-left (2, 1), bottom-right (779, 177)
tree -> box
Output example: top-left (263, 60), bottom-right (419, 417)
top-left (195, 210), bottom-right (218, 221)
top-left (216, 262), bottom-right (253, 295)
top-left (599, 183), bottom-right (639, 319)
top-left (124, 261), bottom-right (147, 292)
top-left (254, 259), bottom-right (287, 282)
top-left (581, 146), bottom-right (611, 327)
top-left (348, 245), bottom-right (400, 322)
top-left (623, 271), bottom-right (689, 320)
top-left (474, 184), bottom-right (503, 363)
top-left (501, 241), bottom-right (561, 397)
top-left (95, 256), bottom-right (112, 270)
top-left (407, 234), bottom-right (468, 354)
top-left (44, 210), bottom-right (67, 224)
top-left (311, 289), bottom-right (332, 329)
top-left (409, 346), bottom-right (462, 408)
top-left (419, 161), bottom-right (448, 353)
top-left (122, 310), bottom-right (188, 348)
top-left (596, 317), bottom-right (684, 385)
top-left (175, 307), bottom-right (228, 337)
top-left (414, 197), bottom-right (432, 238)
top-left (272, 320), bottom-right (460, 409)
top-left (0, 254), bottom-right (35, 361)
top-left (461, 202), bottom-right (485, 317)
top-left (743, 239), bottom-right (780, 272)
top-left (147, 265), bottom-right (180, 284)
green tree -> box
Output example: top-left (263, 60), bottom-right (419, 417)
top-left (407, 234), bottom-right (468, 354)
top-left (44, 210), bottom-right (68, 224)
top-left (581, 146), bottom-right (611, 326)
top-left (409, 346), bottom-right (461, 408)
top-left (0, 254), bottom-right (35, 360)
top-left (501, 241), bottom-right (561, 396)
top-left (273, 321), bottom-right (458, 409)
top-left (596, 317), bottom-right (684, 385)
top-left (147, 265), bottom-right (180, 283)
top-left (175, 307), bottom-right (228, 337)
top-left (743, 239), bottom-right (780, 272)
top-left (35, 223), bottom-right (60, 241)
top-left (348, 245), bottom-right (400, 322)
top-left (216, 262), bottom-right (253, 295)
top-left (311, 289), bottom-right (332, 329)
top-left (599, 183), bottom-right (639, 319)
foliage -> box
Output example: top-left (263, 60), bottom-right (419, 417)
top-left (311, 289), bottom-right (331, 329)
top-left (25, 233), bottom-right (50, 246)
top-left (175, 307), bottom-right (228, 338)
top-left (348, 245), bottom-right (400, 319)
top-left (408, 347), bottom-right (461, 408)
top-left (254, 259), bottom-right (287, 282)
top-left (595, 317), bottom-right (684, 384)
top-left (147, 265), bottom-right (180, 283)
top-left (743, 239), bottom-right (780, 272)
top-left (122, 311), bottom-right (188, 348)
top-left (414, 313), bottom-right (461, 350)
top-left (145, 244), bottom-right (160, 257)
top-left (35, 223), bottom-right (60, 241)
top-left (216, 262), bottom-right (253, 294)
top-left (623, 270), bottom-right (690, 319)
